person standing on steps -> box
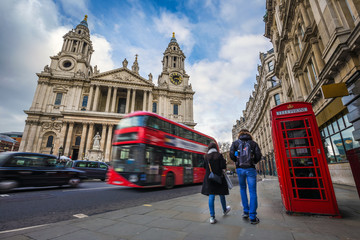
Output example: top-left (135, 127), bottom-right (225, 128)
top-left (230, 129), bottom-right (262, 225)
top-left (201, 142), bottom-right (231, 224)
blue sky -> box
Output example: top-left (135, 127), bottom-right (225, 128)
top-left (0, 0), bottom-right (272, 143)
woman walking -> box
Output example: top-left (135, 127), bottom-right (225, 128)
top-left (201, 142), bottom-right (231, 224)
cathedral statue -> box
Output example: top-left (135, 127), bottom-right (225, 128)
top-left (92, 132), bottom-right (101, 150)
top-left (122, 58), bottom-right (128, 68)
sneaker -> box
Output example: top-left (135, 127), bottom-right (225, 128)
top-left (210, 217), bottom-right (217, 224)
top-left (242, 212), bottom-right (249, 218)
top-left (223, 206), bottom-right (231, 215)
top-left (250, 217), bottom-right (260, 225)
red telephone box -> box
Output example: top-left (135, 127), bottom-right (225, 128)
top-left (270, 102), bottom-right (340, 216)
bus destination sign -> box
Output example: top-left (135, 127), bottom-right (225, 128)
top-left (276, 107), bottom-right (308, 116)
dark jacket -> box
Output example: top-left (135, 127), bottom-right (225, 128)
top-left (230, 134), bottom-right (262, 169)
top-left (201, 148), bottom-right (229, 196)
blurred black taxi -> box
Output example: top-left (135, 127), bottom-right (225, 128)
top-left (66, 160), bottom-right (109, 181)
top-left (0, 152), bottom-right (85, 192)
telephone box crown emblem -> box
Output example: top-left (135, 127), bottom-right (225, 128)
top-left (287, 104), bottom-right (294, 109)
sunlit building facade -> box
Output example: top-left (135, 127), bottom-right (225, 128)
top-left (232, 49), bottom-right (282, 176)
top-left (259, 0), bottom-right (360, 185)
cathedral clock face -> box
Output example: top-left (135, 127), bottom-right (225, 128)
top-left (170, 73), bottom-right (183, 85)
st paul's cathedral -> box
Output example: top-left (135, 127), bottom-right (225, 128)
top-left (19, 16), bottom-right (196, 161)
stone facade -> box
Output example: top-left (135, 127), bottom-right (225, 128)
top-left (254, 0), bottom-right (360, 186)
top-left (232, 49), bottom-right (282, 176)
top-left (19, 16), bottom-right (196, 161)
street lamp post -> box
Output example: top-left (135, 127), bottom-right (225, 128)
top-left (58, 146), bottom-right (63, 160)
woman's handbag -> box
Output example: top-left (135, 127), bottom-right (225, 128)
top-left (224, 172), bottom-right (233, 189)
top-left (208, 162), bottom-right (222, 184)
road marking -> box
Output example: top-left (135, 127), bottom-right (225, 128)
top-left (62, 186), bottom-right (123, 192)
top-left (143, 204), bottom-right (152, 207)
top-left (0, 224), bottom-right (49, 234)
top-left (73, 214), bottom-right (88, 218)
top-left (0, 194), bottom-right (10, 197)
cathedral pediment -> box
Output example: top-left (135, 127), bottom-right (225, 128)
top-left (91, 68), bottom-right (153, 86)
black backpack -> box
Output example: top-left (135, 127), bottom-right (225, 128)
top-left (236, 140), bottom-right (253, 167)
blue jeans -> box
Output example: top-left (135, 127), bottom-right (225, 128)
top-left (209, 194), bottom-right (227, 217)
top-left (236, 168), bottom-right (258, 220)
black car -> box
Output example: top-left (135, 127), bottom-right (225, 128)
top-left (0, 152), bottom-right (85, 192)
top-left (66, 160), bottom-right (108, 181)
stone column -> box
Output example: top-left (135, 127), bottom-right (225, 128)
top-left (299, 1), bottom-right (310, 27)
top-left (297, 74), bottom-right (308, 99)
top-left (19, 121), bottom-right (31, 152)
top-left (142, 91), bottom-right (147, 111)
top-left (100, 124), bottom-right (107, 152)
top-left (87, 85), bottom-right (94, 111)
top-left (41, 84), bottom-right (51, 111)
top-left (93, 85), bottom-right (100, 111)
top-left (299, 74), bottom-right (310, 97)
top-left (148, 91), bottom-right (153, 112)
top-left (125, 88), bottom-right (131, 113)
top-left (111, 87), bottom-right (117, 113)
top-left (30, 83), bottom-right (42, 110)
top-left (105, 86), bottom-right (112, 112)
top-left (105, 124), bottom-right (114, 161)
top-left (64, 122), bottom-right (74, 157)
top-left (311, 39), bottom-right (325, 73)
top-left (33, 124), bottom-right (42, 153)
top-left (78, 123), bottom-right (88, 160)
top-left (85, 123), bottom-right (94, 155)
top-left (131, 89), bottom-right (136, 112)
top-left (25, 122), bottom-right (38, 152)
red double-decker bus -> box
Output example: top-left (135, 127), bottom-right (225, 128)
top-left (107, 111), bottom-right (217, 188)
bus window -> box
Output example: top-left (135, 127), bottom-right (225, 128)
top-left (112, 144), bottom-right (145, 172)
top-left (162, 120), bottom-right (171, 133)
top-left (147, 116), bottom-right (160, 130)
top-left (163, 149), bottom-right (176, 166)
top-left (193, 153), bottom-right (205, 167)
top-left (118, 116), bottom-right (146, 129)
top-left (183, 152), bottom-right (192, 167)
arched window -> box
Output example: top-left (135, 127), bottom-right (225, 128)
top-left (46, 136), bottom-right (54, 147)
top-left (75, 136), bottom-right (81, 146)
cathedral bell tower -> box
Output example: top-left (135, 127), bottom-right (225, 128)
top-left (47, 15), bottom-right (94, 78)
top-left (158, 33), bottom-right (190, 89)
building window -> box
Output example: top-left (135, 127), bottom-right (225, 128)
top-left (117, 98), bottom-right (126, 113)
top-left (297, 36), bottom-right (302, 52)
top-left (345, 0), bottom-right (355, 20)
top-left (152, 102), bottom-right (157, 113)
top-left (54, 93), bottom-right (63, 105)
top-left (270, 77), bottom-right (278, 87)
top-left (75, 136), bottom-right (81, 146)
top-left (306, 69), bottom-right (314, 89)
top-left (173, 104), bottom-right (178, 115)
top-left (274, 94), bottom-right (281, 106)
top-left (320, 113), bottom-right (360, 163)
top-left (310, 60), bottom-right (318, 82)
top-left (82, 95), bottom-right (88, 107)
top-left (46, 136), bottom-right (54, 148)
top-left (268, 61), bottom-right (274, 71)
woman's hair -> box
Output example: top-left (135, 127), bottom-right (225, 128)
top-left (238, 129), bottom-right (253, 139)
top-left (207, 142), bottom-right (218, 150)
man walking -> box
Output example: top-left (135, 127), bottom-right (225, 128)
top-left (230, 129), bottom-right (262, 224)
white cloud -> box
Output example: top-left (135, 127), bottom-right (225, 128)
top-left (91, 34), bottom-right (115, 72)
top-left (189, 34), bottom-right (272, 142)
top-left (153, 12), bottom-right (194, 54)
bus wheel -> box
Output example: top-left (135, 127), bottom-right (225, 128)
top-left (165, 173), bottom-right (174, 189)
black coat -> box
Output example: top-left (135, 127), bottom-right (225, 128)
top-left (201, 151), bottom-right (229, 196)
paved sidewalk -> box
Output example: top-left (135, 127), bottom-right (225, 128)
top-left (1, 177), bottom-right (359, 240)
